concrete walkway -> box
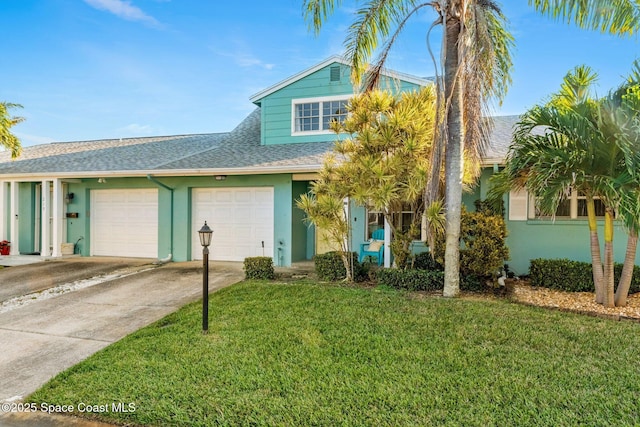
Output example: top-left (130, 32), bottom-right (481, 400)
top-left (0, 259), bottom-right (243, 425)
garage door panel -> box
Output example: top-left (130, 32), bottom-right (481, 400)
top-left (193, 187), bottom-right (274, 262)
top-left (91, 189), bottom-right (158, 258)
top-left (214, 190), bottom-right (233, 203)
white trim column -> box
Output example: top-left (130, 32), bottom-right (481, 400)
top-left (384, 216), bottom-right (391, 268)
top-left (51, 178), bottom-right (63, 257)
top-left (0, 181), bottom-right (6, 241)
top-left (10, 181), bottom-right (19, 255)
top-left (41, 180), bottom-right (51, 257)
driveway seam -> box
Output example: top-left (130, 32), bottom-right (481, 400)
top-left (0, 327), bottom-right (115, 343)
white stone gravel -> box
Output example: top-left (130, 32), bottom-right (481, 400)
top-left (0, 266), bottom-right (156, 315)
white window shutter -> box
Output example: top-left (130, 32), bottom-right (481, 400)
top-left (509, 189), bottom-right (529, 221)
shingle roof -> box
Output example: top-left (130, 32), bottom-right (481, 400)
top-left (0, 110), bottom-right (519, 178)
top-left (484, 115), bottom-right (520, 163)
top-left (0, 134), bottom-right (225, 175)
top-left (0, 108), bottom-right (333, 177)
top-left (160, 109), bottom-right (333, 171)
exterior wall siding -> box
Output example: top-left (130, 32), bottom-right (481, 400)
top-left (257, 62), bottom-right (424, 146)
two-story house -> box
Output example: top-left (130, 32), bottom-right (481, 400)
top-left (0, 57), bottom-right (427, 268)
top-left (0, 56), bottom-right (637, 274)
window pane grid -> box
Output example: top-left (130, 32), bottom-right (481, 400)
top-left (322, 100), bottom-right (348, 130)
top-left (294, 99), bottom-right (348, 133)
top-left (295, 102), bottom-right (320, 132)
top-left (535, 190), bottom-right (606, 219)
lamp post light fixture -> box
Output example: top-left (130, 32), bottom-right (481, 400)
top-left (198, 221), bottom-right (213, 333)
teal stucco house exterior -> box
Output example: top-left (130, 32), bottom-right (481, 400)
top-left (0, 56), bottom-right (637, 274)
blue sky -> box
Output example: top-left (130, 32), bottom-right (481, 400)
top-left (1, 0), bottom-right (639, 147)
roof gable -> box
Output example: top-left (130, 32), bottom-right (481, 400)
top-left (249, 56), bottom-right (433, 105)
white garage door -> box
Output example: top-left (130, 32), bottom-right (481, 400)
top-left (192, 187), bottom-right (274, 261)
top-left (91, 189), bottom-right (158, 258)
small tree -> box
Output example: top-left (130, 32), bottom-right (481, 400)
top-left (298, 87), bottom-right (438, 275)
top-left (332, 87), bottom-right (437, 268)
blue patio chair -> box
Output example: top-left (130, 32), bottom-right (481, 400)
top-left (359, 228), bottom-right (385, 265)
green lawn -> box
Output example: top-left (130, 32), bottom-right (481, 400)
top-left (29, 281), bottom-right (640, 426)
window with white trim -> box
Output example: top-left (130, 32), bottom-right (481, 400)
top-left (534, 189), bottom-right (606, 219)
top-left (292, 96), bottom-right (349, 135)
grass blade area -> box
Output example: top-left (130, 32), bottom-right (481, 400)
top-left (29, 281), bottom-right (640, 426)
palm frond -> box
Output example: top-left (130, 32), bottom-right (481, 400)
top-left (303, 0), bottom-right (343, 35)
top-left (528, 0), bottom-right (640, 35)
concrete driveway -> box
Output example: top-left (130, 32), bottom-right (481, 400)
top-left (0, 257), bottom-right (154, 303)
top-left (0, 258), bottom-right (243, 405)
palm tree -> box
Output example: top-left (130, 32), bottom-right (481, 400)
top-left (303, 0), bottom-right (640, 297)
top-left (489, 64), bottom-right (640, 308)
top-left (0, 102), bottom-right (24, 159)
top-left (303, 0), bottom-right (514, 297)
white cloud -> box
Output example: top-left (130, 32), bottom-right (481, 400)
top-left (83, 0), bottom-right (162, 27)
top-left (212, 49), bottom-right (275, 70)
top-left (235, 54), bottom-right (275, 70)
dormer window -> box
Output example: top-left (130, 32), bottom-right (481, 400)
top-left (292, 95), bottom-right (349, 135)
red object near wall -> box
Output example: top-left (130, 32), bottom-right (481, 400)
top-left (0, 240), bottom-right (10, 256)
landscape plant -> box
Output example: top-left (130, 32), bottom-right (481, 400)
top-left (303, 0), bottom-right (514, 297)
top-left (243, 256), bottom-right (275, 280)
top-left (303, 0), bottom-right (640, 298)
top-left (0, 102), bottom-right (24, 158)
top-left (298, 88), bottom-right (437, 274)
top-left (490, 63), bottom-right (640, 307)
top-left (432, 206), bottom-right (509, 283)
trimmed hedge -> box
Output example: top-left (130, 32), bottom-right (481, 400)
top-left (243, 257), bottom-right (275, 280)
top-left (529, 258), bottom-right (640, 294)
top-left (314, 251), bottom-right (367, 282)
top-left (376, 268), bottom-right (485, 293)
top-left (376, 269), bottom-right (444, 291)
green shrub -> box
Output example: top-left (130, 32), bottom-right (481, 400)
top-left (376, 269), bottom-right (444, 291)
top-left (243, 257), bottom-right (275, 280)
top-left (529, 258), bottom-right (640, 294)
top-left (459, 211), bottom-right (510, 279)
top-left (433, 208), bottom-right (509, 280)
top-left (376, 268), bottom-right (486, 293)
top-left (314, 251), bottom-right (368, 282)
top-left (413, 252), bottom-right (443, 271)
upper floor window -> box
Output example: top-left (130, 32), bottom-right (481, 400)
top-left (292, 96), bottom-right (349, 135)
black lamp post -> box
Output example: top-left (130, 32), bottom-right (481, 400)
top-left (198, 221), bottom-right (213, 333)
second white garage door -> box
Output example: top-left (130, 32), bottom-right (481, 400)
top-left (91, 189), bottom-right (158, 258)
top-left (192, 187), bottom-right (274, 261)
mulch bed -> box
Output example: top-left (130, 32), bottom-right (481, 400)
top-left (465, 280), bottom-right (640, 322)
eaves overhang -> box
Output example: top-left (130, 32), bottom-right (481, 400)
top-left (0, 164), bottom-right (324, 181)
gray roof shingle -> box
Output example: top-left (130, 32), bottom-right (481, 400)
top-left (484, 115), bottom-right (520, 162)
top-left (0, 109), bottom-right (519, 177)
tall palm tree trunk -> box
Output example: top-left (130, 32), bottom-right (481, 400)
top-left (442, 16), bottom-right (463, 298)
top-left (614, 229), bottom-right (638, 307)
top-left (603, 209), bottom-right (616, 308)
top-left (586, 197), bottom-right (604, 303)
